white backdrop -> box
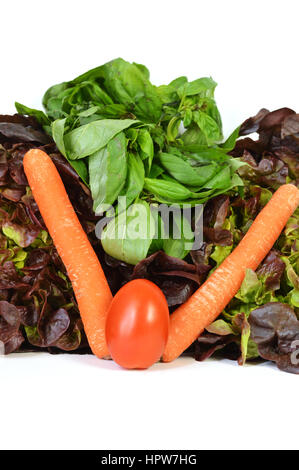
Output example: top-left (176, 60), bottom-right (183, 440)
top-left (1, 0), bottom-right (299, 450)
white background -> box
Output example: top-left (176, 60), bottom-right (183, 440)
top-left (1, 0), bottom-right (299, 450)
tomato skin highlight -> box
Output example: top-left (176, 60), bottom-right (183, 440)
top-left (105, 279), bottom-right (169, 369)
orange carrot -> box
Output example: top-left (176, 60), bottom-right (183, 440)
top-left (163, 184), bottom-right (299, 362)
top-left (23, 149), bottom-right (112, 358)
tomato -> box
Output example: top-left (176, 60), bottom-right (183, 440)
top-left (105, 279), bottom-right (169, 369)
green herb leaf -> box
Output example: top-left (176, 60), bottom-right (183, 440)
top-left (159, 152), bottom-right (218, 187)
top-left (162, 212), bottom-right (194, 259)
top-left (64, 118), bottom-right (136, 159)
top-left (15, 102), bottom-right (51, 129)
top-left (137, 128), bottom-right (154, 170)
top-left (144, 177), bottom-right (193, 201)
top-left (119, 152), bottom-right (145, 208)
top-left (52, 118), bottom-right (89, 185)
top-left (89, 132), bottom-right (127, 213)
top-left (177, 77), bottom-right (217, 98)
top-left (193, 110), bottom-right (222, 144)
top-left (221, 126), bottom-right (240, 152)
top-left (96, 58), bottom-right (163, 123)
top-left (101, 200), bottom-right (155, 264)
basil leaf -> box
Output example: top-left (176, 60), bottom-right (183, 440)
top-left (166, 116), bottom-right (181, 142)
top-left (52, 118), bottom-right (89, 185)
top-left (204, 97), bottom-right (223, 134)
top-left (193, 110), bottom-right (222, 144)
top-left (169, 76), bottom-right (188, 90)
top-left (159, 152), bottom-right (218, 187)
top-left (132, 62), bottom-right (150, 80)
top-left (43, 82), bottom-right (69, 109)
top-left (221, 126), bottom-right (240, 152)
top-left (162, 212), bottom-right (194, 259)
top-left (78, 103), bottom-right (130, 123)
top-left (144, 177), bottom-right (193, 201)
top-left (183, 108), bottom-right (193, 127)
top-left (203, 165), bottom-right (231, 189)
top-left (156, 84), bottom-right (178, 104)
top-left (15, 102), bottom-right (51, 129)
top-left (182, 145), bottom-right (229, 161)
top-left (78, 81), bottom-right (113, 105)
top-left (119, 152), bottom-right (144, 208)
top-left (178, 77), bottom-right (217, 98)
top-left (101, 200), bottom-right (155, 264)
top-left (181, 122), bottom-right (207, 147)
top-left (52, 118), bottom-right (67, 156)
top-left (64, 118), bottom-right (136, 159)
top-left (89, 132), bottom-right (127, 213)
top-left (137, 128), bottom-right (154, 170)
top-left (97, 58), bottom-right (163, 123)
top-left (149, 163), bottom-right (164, 178)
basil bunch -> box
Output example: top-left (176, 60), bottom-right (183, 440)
top-left (16, 58), bottom-right (243, 264)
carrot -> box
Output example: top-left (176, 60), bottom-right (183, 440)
top-left (163, 184), bottom-right (299, 362)
top-left (23, 149), bottom-right (112, 358)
